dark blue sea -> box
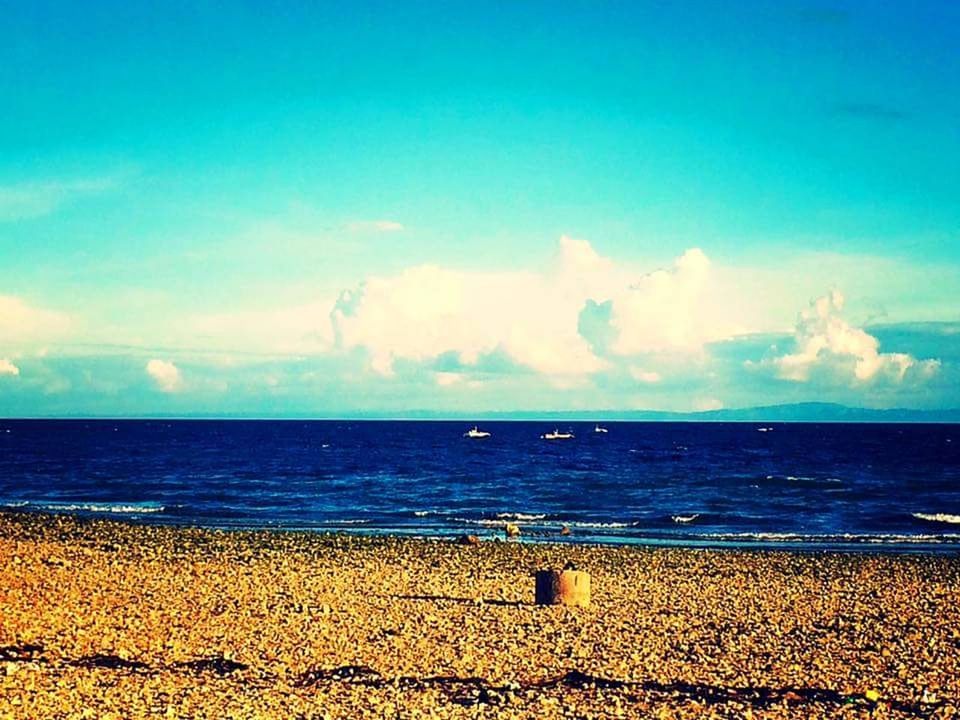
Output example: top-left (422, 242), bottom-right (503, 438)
top-left (2, 420), bottom-right (959, 552)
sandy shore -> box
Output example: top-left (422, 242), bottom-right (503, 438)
top-left (1, 513), bottom-right (958, 719)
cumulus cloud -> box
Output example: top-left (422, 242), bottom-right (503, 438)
top-left (607, 248), bottom-right (731, 355)
top-left (0, 358), bottom-right (19, 376)
top-left (332, 236), bottom-right (624, 378)
top-left (346, 220), bottom-right (404, 233)
top-left (760, 290), bottom-right (940, 384)
top-left (330, 236), bottom-right (750, 380)
top-left (146, 359), bottom-right (183, 392)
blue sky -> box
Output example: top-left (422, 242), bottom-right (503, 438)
top-left (1, 1), bottom-right (958, 416)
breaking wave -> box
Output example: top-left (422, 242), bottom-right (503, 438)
top-left (5, 501), bottom-right (165, 514)
top-left (912, 513), bottom-right (960, 525)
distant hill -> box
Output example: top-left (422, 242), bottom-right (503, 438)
top-left (676, 402), bottom-right (960, 423)
top-left (398, 402), bottom-right (960, 423)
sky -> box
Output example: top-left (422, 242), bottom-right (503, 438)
top-left (1, 0), bottom-right (958, 417)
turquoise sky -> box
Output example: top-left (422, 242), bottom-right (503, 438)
top-left (1, 1), bottom-right (958, 416)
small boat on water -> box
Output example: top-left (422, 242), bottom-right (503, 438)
top-left (463, 426), bottom-right (491, 439)
top-left (541, 429), bottom-right (574, 440)
top-left (594, 424), bottom-right (608, 434)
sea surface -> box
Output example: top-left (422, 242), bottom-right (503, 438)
top-left (2, 420), bottom-right (959, 552)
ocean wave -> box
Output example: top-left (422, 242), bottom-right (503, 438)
top-left (5, 501), bottom-right (165, 514)
top-left (671, 514), bottom-right (699, 524)
top-left (765, 475), bottom-right (842, 484)
top-left (912, 512), bottom-right (960, 525)
top-left (699, 531), bottom-right (960, 544)
top-left (495, 512), bottom-right (547, 521)
top-left (456, 518), bottom-right (520, 526)
top-left (454, 516), bottom-right (633, 528)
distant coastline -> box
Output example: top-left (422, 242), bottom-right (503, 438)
top-left (3, 402), bottom-right (960, 423)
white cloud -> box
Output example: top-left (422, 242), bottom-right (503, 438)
top-left (0, 358), bottom-right (19, 376)
top-left (346, 220), bottom-right (404, 233)
top-left (608, 248), bottom-right (743, 355)
top-left (330, 237), bottom-right (753, 379)
top-left (0, 295), bottom-right (72, 346)
top-left (0, 177), bottom-right (119, 221)
top-left (629, 367), bottom-right (662, 383)
top-left (332, 236), bottom-right (612, 378)
top-left (435, 371), bottom-right (461, 387)
top-left (762, 290), bottom-right (940, 384)
top-left (146, 359), bottom-right (183, 392)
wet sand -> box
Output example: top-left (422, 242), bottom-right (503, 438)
top-left (1, 512), bottom-right (958, 719)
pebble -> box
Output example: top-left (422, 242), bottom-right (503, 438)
top-left (1, 511), bottom-right (958, 719)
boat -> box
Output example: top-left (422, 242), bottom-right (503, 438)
top-left (594, 424), bottom-right (608, 434)
top-left (463, 426), bottom-right (491, 439)
top-left (541, 429), bottom-right (574, 440)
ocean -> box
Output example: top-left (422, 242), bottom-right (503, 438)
top-left (2, 419), bottom-right (958, 552)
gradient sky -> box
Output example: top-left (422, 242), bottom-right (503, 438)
top-left (1, 1), bottom-right (958, 416)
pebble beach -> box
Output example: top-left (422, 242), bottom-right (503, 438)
top-left (1, 512), bottom-right (958, 719)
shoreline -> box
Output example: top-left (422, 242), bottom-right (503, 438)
top-left (2, 511), bottom-right (959, 718)
top-left (3, 508), bottom-right (960, 556)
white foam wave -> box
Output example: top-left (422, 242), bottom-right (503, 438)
top-left (671, 514), bottom-right (699, 524)
top-left (7, 501), bottom-right (165, 514)
top-left (456, 518), bottom-right (521, 526)
top-left (455, 517), bottom-right (633, 529)
top-left (765, 475), bottom-right (841, 484)
top-left (496, 512), bottom-right (547, 521)
top-left (913, 513), bottom-right (960, 525)
top-left (700, 532), bottom-right (960, 544)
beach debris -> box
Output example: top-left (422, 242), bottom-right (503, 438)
top-left (0, 644), bottom-right (44, 663)
top-left (456, 534), bottom-right (480, 545)
top-left (175, 656), bottom-right (248, 676)
top-left (295, 664), bottom-right (383, 687)
top-left (504, 522), bottom-right (521, 538)
top-left (72, 653), bottom-right (151, 673)
top-left (535, 568), bottom-right (591, 607)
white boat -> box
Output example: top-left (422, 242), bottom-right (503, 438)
top-left (463, 426), bottom-right (491, 439)
top-left (594, 424), bottom-right (608, 434)
top-left (541, 429), bottom-right (574, 440)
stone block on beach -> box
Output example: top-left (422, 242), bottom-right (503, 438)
top-left (535, 569), bottom-right (590, 606)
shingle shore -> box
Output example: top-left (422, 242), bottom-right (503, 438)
top-left (1, 512), bottom-right (958, 719)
